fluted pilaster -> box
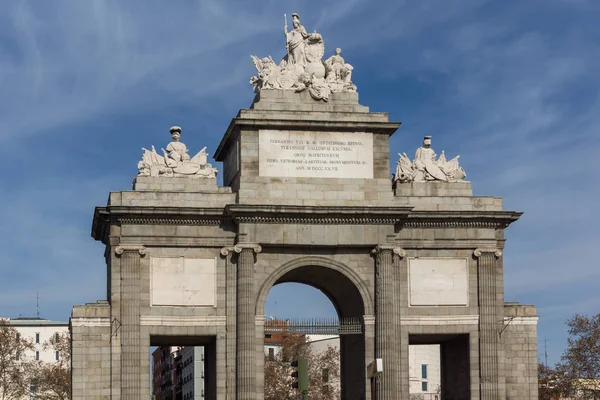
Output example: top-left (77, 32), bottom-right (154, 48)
top-left (372, 245), bottom-right (405, 400)
top-left (115, 245), bottom-right (146, 400)
top-left (475, 248), bottom-right (502, 400)
top-left (234, 243), bottom-right (261, 400)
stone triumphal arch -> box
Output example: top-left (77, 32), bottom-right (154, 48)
top-left (71, 13), bottom-right (539, 400)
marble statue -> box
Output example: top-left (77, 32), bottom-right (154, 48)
top-left (250, 12), bottom-right (357, 100)
top-left (137, 126), bottom-right (218, 178)
top-left (285, 13), bottom-right (309, 67)
top-left (394, 136), bottom-right (466, 183)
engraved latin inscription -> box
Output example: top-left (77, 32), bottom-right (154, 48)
top-left (259, 130), bottom-right (373, 178)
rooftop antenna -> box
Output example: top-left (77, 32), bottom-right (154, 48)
top-left (36, 292), bottom-right (40, 318)
top-left (544, 336), bottom-right (549, 366)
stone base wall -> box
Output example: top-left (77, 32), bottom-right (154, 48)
top-left (394, 181), bottom-right (473, 197)
top-left (503, 303), bottom-right (539, 400)
top-left (132, 176), bottom-right (218, 191)
top-left (70, 301), bottom-right (111, 400)
top-left (250, 89), bottom-right (370, 113)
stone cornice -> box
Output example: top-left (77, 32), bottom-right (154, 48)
top-left (225, 204), bottom-right (413, 225)
top-left (401, 210), bottom-right (522, 229)
top-left (92, 206), bottom-right (227, 242)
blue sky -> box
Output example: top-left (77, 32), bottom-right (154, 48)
top-left (0, 0), bottom-right (598, 366)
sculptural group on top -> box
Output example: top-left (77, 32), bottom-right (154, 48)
top-left (250, 13), bottom-right (356, 101)
top-left (394, 136), bottom-right (467, 183)
top-left (137, 126), bottom-right (218, 178)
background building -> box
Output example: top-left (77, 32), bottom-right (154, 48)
top-left (1, 316), bottom-right (69, 399)
top-left (152, 346), bottom-right (205, 400)
top-left (4, 316), bottom-right (69, 363)
top-left (409, 345), bottom-right (442, 399)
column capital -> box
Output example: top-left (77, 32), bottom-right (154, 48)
top-left (220, 247), bottom-right (233, 257)
top-left (234, 243), bottom-right (262, 254)
top-left (474, 248), bottom-right (502, 258)
top-left (115, 245), bottom-right (147, 256)
top-left (372, 244), bottom-right (406, 258)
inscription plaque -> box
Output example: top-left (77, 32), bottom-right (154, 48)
top-left (408, 258), bottom-right (469, 306)
top-left (259, 130), bottom-right (373, 178)
top-left (151, 257), bottom-right (216, 307)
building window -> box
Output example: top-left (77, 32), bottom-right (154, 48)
top-left (16, 333), bottom-right (20, 342)
top-left (35, 351), bottom-right (40, 361)
top-left (35, 333), bottom-right (40, 344)
top-left (15, 351), bottom-right (20, 361)
top-left (422, 381), bottom-right (428, 392)
top-left (30, 378), bottom-right (38, 393)
top-left (55, 351), bottom-right (60, 361)
top-left (421, 364), bottom-right (427, 379)
top-left (54, 332), bottom-right (60, 342)
top-left (322, 368), bottom-right (329, 383)
top-left (268, 347), bottom-right (275, 361)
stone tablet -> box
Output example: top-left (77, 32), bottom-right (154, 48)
top-left (408, 258), bottom-right (469, 306)
top-left (150, 257), bottom-right (216, 307)
top-left (259, 130), bottom-right (373, 179)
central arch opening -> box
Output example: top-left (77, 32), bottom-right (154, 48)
top-left (260, 264), bottom-right (368, 400)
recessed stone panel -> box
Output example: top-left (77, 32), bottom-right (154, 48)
top-left (150, 257), bottom-right (216, 307)
top-left (408, 258), bottom-right (468, 306)
top-left (259, 130), bottom-right (373, 179)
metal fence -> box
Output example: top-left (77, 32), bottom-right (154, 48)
top-left (264, 317), bottom-right (363, 335)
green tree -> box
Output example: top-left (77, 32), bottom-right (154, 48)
top-left (0, 320), bottom-right (36, 400)
top-left (34, 331), bottom-right (72, 400)
top-left (558, 313), bottom-right (600, 399)
top-left (264, 334), bottom-right (340, 400)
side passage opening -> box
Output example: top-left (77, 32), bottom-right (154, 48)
top-left (409, 334), bottom-right (470, 400)
top-left (150, 336), bottom-right (216, 400)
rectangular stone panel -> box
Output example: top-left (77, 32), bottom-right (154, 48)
top-left (259, 130), bottom-right (373, 179)
top-left (408, 257), bottom-right (469, 306)
top-left (151, 257), bottom-right (216, 307)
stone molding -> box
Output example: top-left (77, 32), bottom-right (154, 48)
top-left (255, 315), bottom-right (266, 326)
top-left (225, 205), bottom-right (412, 226)
top-left (504, 316), bottom-right (539, 325)
top-left (233, 243), bottom-right (262, 254)
top-left (120, 217), bottom-right (222, 226)
top-left (400, 315), bottom-right (479, 326)
top-left (372, 245), bottom-right (406, 257)
top-left (234, 216), bottom-right (402, 225)
top-left (140, 316), bottom-right (226, 326)
top-left (363, 315), bottom-right (376, 325)
top-left (403, 221), bottom-right (505, 229)
top-left (70, 317), bottom-right (111, 327)
top-left (474, 248), bottom-right (502, 258)
top-left (115, 245), bottom-right (147, 256)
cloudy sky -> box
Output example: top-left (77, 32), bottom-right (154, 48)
top-left (0, 0), bottom-right (598, 365)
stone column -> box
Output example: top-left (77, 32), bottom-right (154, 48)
top-left (221, 247), bottom-right (237, 398)
top-left (474, 248), bottom-right (502, 400)
top-left (372, 245), bottom-right (405, 400)
top-left (234, 243), bottom-right (262, 400)
top-left (115, 245), bottom-right (146, 400)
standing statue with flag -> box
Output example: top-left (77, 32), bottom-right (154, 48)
top-left (284, 13), bottom-right (309, 67)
